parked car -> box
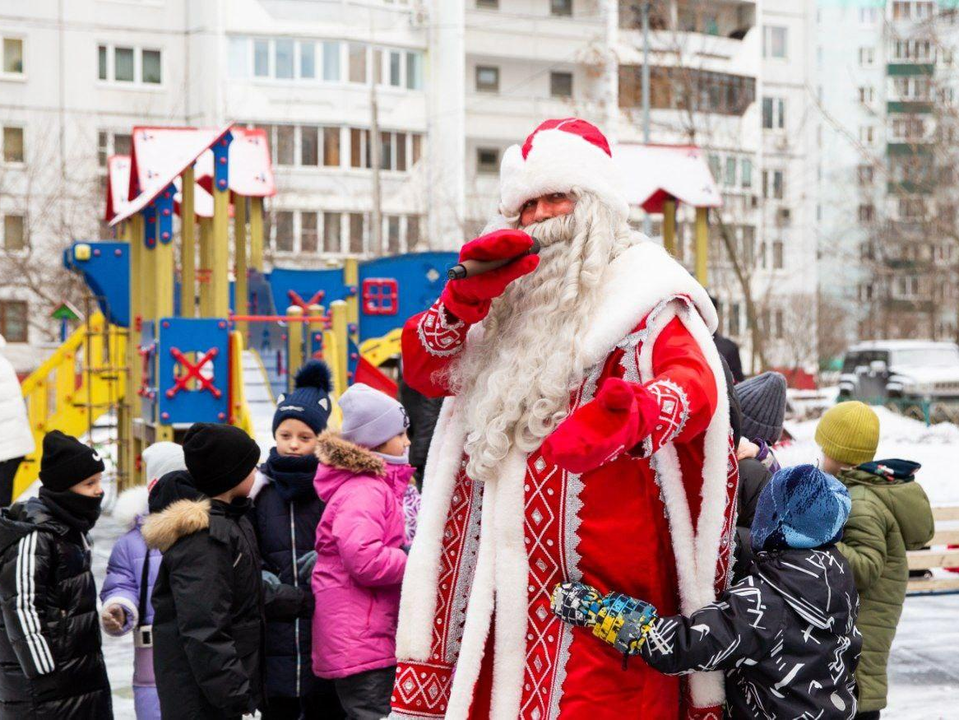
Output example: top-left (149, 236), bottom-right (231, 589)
top-left (838, 341), bottom-right (959, 408)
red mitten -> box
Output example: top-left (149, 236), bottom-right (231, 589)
top-left (440, 229), bottom-right (539, 324)
top-left (541, 378), bottom-right (660, 474)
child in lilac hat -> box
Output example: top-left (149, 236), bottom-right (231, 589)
top-left (311, 384), bottom-right (420, 718)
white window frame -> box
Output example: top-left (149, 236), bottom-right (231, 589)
top-left (858, 46), bottom-right (875, 67)
top-left (762, 96), bottom-right (785, 130)
top-left (1, 125), bottom-right (25, 166)
top-left (763, 26), bottom-right (788, 59)
top-left (97, 43), bottom-right (164, 88)
top-left (1, 213), bottom-right (28, 255)
top-left (1, 36), bottom-right (26, 80)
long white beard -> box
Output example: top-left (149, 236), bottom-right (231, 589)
top-left (448, 191), bottom-right (637, 484)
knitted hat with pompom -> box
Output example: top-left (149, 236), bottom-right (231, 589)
top-left (272, 360), bottom-right (333, 435)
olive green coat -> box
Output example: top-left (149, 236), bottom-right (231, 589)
top-left (836, 466), bottom-right (935, 712)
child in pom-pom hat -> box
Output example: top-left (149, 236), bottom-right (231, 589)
top-left (249, 360), bottom-right (343, 719)
top-left (553, 464), bottom-right (863, 720)
top-left (311, 383), bottom-right (418, 719)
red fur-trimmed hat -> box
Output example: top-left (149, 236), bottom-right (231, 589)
top-left (499, 118), bottom-right (628, 221)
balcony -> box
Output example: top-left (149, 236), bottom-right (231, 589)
top-left (618, 0), bottom-right (755, 39)
top-left (465, 8), bottom-right (603, 64)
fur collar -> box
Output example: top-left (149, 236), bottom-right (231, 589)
top-left (316, 432), bottom-right (385, 476)
top-left (141, 498), bottom-right (211, 552)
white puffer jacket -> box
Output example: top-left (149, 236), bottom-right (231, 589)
top-left (0, 335), bottom-right (34, 463)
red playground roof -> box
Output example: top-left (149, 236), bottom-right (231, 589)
top-left (612, 144), bottom-right (723, 214)
top-left (111, 124), bottom-right (276, 226)
top-left (105, 154), bottom-right (214, 223)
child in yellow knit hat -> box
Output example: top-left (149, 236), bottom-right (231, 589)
top-left (815, 401), bottom-right (934, 716)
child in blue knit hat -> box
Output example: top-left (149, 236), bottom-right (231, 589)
top-left (249, 360), bottom-right (343, 718)
top-left (552, 464), bottom-right (863, 720)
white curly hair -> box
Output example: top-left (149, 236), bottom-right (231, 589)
top-left (448, 188), bottom-right (639, 484)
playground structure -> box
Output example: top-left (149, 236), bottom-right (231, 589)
top-left (13, 124), bottom-right (455, 499)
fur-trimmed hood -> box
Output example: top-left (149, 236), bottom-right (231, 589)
top-left (314, 433), bottom-right (413, 506)
top-left (316, 432), bottom-right (385, 476)
top-left (141, 498), bottom-right (211, 552)
top-left (112, 485), bottom-right (150, 530)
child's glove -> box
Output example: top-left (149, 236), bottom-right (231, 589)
top-left (551, 582), bottom-right (658, 656)
top-left (541, 378), bottom-right (660, 473)
top-left (296, 551), bottom-right (317, 585)
top-left (440, 230), bottom-right (539, 324)
top-left (261, 570), bottom-right (281, 587)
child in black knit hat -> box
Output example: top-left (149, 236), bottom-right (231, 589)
top-left (248, 360), bottom-right (343, 719)
top-left (144, 422), bottom-right (313, 720)
top-left (0, 430), bottom-right (113, 718)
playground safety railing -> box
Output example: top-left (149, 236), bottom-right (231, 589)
top-left (907, 505), bottom-right (959, 595)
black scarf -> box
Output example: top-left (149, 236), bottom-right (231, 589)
top-left (261, 449), bottom-right (319, 503)
top-left (38, 487), bottom-right (102, 534)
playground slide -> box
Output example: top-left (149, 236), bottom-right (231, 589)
top-left (241, 348), bottom-right (277, 456)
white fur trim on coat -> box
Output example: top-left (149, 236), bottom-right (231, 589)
top-left (112, 485), bottom-right (150, 530)
top-left (499, 126), bottom-right (629, 221)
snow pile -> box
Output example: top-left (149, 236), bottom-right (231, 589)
top-left (777, 406), bottom-right (959, 506)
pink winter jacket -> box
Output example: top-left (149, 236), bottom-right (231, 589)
top-left (311, 433), bottom-right (412, 679)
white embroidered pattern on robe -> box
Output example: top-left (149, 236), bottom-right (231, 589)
top-left (417, 301), bottom-right (468, 357)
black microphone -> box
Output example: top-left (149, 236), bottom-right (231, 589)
top-left (447, 239), bottom-right (542, 280)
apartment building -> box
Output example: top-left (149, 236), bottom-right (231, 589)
top-left (816, 0), bottom-right (958, 347)
top-left (1, 0), bottom-right (819, 376)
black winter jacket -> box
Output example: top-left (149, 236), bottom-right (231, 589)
top-left (731, 457), bottom-right (772, 582)
top-left (144, 497), bottom-right (310, 719)
top-left (0, 498), bottom-right (112, 719)
top-left (252, 470), bottom-right (323, 699)
top-left (640, 547), bottom-right (862, 720)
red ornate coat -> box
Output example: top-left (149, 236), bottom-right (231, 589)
top-left (390, 242), bottom-right (738, 720)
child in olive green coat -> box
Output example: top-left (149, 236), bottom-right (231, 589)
top-left (816, 402), bottom-right (935, 717)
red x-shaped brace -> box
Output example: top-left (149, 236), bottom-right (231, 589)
top-left (287, 289), bottom-right (325, 312)
top-left (166, 347), bottom-right (222, 399)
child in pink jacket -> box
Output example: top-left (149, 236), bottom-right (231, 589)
top-left (312, 383), bottom-right (418, 719)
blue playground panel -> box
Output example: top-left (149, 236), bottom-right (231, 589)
top-left (64, 243), bottom-right (131, 327)
top-left (156, 318), bottom-right (231, 424)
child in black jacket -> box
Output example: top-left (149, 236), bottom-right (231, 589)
top-left (553, 464), bottom-right (863, 720)
top-left (0, 430), bottom-right (113, 719)
top-left (145, 423), bottom-right (311, 720)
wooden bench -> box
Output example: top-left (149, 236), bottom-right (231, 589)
top-left (907, 505), bottom-right (959, 595)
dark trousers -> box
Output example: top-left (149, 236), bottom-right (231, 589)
top-left (855, 712), bottom-right (881, 720)
top-left (334, 666), bottom-right (395, 720)
top-left (0, 457), bottom-right (23, 507)
top-left (262, 680), bottom-right (345, 720)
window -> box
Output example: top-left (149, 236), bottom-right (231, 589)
top-left (3, 214), bottom-right (25, 251)
top-left (395, 132), bottom-right (407, 172)
top-left (476, 65), bottom-right (499, 92)
top-left (348, 43), bottom-right (367, 83)
top-left (407, 215), bottom-right (421, 248)
top-left (892, 1), bottom-right (911, 19)
top-left (363, 279), bottom-right (399, 314)
top-left (372, 49), bottom-right (383, 85)
top-left (300, 41), bottom-right (315, 79)
top-left (322, 42), bottom-right (340, 81)
top-left (323, 127), bottom-right (340, 167)
top-left (763, 170), bottom-right (784, 200)
top-left (301, 212), bottom-right (318, 253)
top-left (115, 47), bottom-right (135, 82)
top-left (860, 7), bottom-right (878, 23)
top-left (350, 128), bottom-right (363, 168)
top-left (0, 301), bottom-right (27, 343)
top-left (858, 46), bottom-right (875, 66)
top-left (772, 240), bottom-right (784, 269)
top-left (762, 97), bottom-right (784, 129)
top-left (550, 71), bottom-right (573, 98)
top-left (551, 0), bottom-right (573, 17)
top-left (859, 126), bottom-right (875, 146)
top-left (142, 50), bottom-right (161, 84)
top-left (229, 37), bottom-right (248, 77)
top-left (98, 130), bottom-right (108, 167)
top-left (389, 51), bottom-right (402, 87)
top-left (412, 134), bottom-right (422, 164)
top-left (708, 154), bottom-right (721, 181)
top-left (406, 51), bottom-right (423, 90)
top-left (899, 197), bottom-right (926, 219)
top-left (323, 212), bottom-right (341, 252)
top-left (254, 39), bottom-right (269, 77)
top-left (621, 66), bottom-right (755, 116)
top-left (763, 26), bottom-right (787, 58)
top-left (275, 39), bottom-right (294, 79)
top-left (380, 132), bottom-right (392, 171)
top-left (893, 275), bottom-right (920, 299)
top-left (387, 216), bottom-right (401, 254)
top-left (275, 211), bottom-right (294, 252)
top-left (724, 157), bottom-right (737, 186)
top-left (2, 126), bottom-right (23, 163)
top-left (858, 204), bottom-right (875, 223)
top-left (301, 125), bottom-right (319, 166)
top-left (477, 147), bottom-right (500, 173)
top-left (857, 165), bottom-right (874, 185)
top-left (98, 45), bottom-right (108, 80)
top-left (2, 38), bottom-right (23, 75)
top-left (114, 133), bottom-right (131, 156)
top-left (741, 158), bottom-right (752, 189)
top-left (348, 213), bottom-right (365, 253)
top-left (476, 0), bottom-right (499, 8)
top-left (276, 126), bottom-right (295, 165)
top-left (858, 86), bottom-right (875, 104)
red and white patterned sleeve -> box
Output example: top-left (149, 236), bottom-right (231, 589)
top-left (400, 300), bottom-right (470, 398)
top-left (632, 316), bottom-right (718, 458)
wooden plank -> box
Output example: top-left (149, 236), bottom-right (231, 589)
top-left (930, 528), bottom-right (960, 546)
top-left (907, 577), bottom-right (960, 594)
top-left (907, 548), bottom-right (959, 570)
top-left (932, 506), bottom-right (959, 522)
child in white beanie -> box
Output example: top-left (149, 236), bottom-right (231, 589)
top-left (311, 383), bottom-right (420, 718)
